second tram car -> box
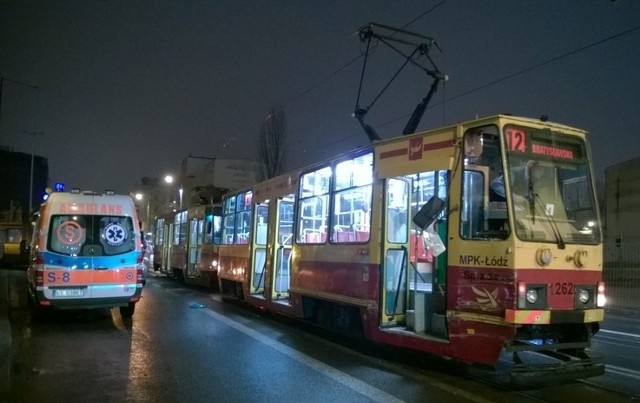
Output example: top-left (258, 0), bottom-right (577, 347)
top-left (216, 114), bottom-right (605, 383)
top-left (153, 205), bottom-right (222, 288)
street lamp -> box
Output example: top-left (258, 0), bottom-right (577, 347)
top-left (134, 192), bottom-right (151, 231)
top-left (23, 130), bottom-right (44, 214)
top-left (164, 174), bottom-right (175, 212)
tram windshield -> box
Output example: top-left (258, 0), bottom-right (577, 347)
top-left (503, 125), bottom-right (600, 245)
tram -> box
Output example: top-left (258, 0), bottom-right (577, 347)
top-left (153, 204), bottom-right (222, 288)
top-left (217, 114), bottom-right (605, 383)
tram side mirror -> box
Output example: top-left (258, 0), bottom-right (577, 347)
top-left (412, 196), bottom-right (446, 230)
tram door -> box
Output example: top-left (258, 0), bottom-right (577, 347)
top-left (270, 198), bottom-right (294, 302)
top-left (249, 197), bottom-right (294, 300)
top-left (250, 203), bottom-right (269, 296)
top-left (162, 222), bottom-right (173, 274)
top-left (186, 218), bottom-right (201, 278)
top-left (381, 177), bottom-right (411, 327)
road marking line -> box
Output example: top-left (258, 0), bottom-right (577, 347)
top-left (606, 364), bottom-right (640, 380)
top-left (600, 329), bottom-right (640, 339)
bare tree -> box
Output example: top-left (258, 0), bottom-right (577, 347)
top-left (257, 105), bottom-right (287, 180)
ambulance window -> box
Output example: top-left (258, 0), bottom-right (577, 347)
top-left (48, 215), bottom-right (135, 256)
top-left (98, 216), bottom-right (135, 255)
top-left (49, 215), bottom-right (87, 255)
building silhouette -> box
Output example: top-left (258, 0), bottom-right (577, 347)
top-left (0, 148), bottom-right (49, 230)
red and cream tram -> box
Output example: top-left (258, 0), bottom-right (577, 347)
top-left (217, 114), bottom-right (604, 383)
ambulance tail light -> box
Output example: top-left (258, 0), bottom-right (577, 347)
top-left (596, 281), bottom-right (606, 307)
top-left (136, 267), bottom-right (145, 284)
top-left (136, 251), bottom-right (146, 285)
top-left (34, 254), bottom-right (45, 286)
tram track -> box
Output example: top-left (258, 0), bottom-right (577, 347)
top-left (465, 367), bottom-right (634, 402)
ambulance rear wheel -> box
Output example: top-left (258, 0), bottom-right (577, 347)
top-left (120, 303), bottom-right (136, 318)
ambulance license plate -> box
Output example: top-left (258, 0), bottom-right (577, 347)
top-left (53, 289), bottom-right (84, 297)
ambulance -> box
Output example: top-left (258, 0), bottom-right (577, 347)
top-left (27, 189), bottom-right (145, 318)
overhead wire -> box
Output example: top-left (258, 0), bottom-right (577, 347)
top-left (374, 23), bottom-right (640, 129)
top-left (283, 1), bottom-right (449, 154)
top-left (280, 1), bottom-right (449, 115)
top-left (286, 4), bottom-right (640, 156)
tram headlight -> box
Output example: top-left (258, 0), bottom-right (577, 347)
top-left (574, 285), bottom-right (600, 308)
top-left (577, 288), bottom-right (590, 304)
top-left (517, 282), bottom-right (547, 309)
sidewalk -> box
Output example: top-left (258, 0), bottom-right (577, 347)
top-left (0, 270), bottom-right (12, 399)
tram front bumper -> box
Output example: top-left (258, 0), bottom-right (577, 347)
top-left (504, 308), bottom-right (604, 325)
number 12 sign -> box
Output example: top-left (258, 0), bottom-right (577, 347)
top-left (505, 128), bottom-right (527, 153)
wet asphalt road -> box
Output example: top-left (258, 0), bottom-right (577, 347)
top-left (2, 271), bottom-right (463, 402)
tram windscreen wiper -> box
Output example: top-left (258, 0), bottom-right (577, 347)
top-left (526, 164), bottom-right (536, 224)
top-left (534, 193), bottom-right (565, 250)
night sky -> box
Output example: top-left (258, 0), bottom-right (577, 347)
top-left (1, 0), bottom-right (639, 194)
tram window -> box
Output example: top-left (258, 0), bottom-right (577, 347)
top-left (204, 216), bottom-right (213, 244)
top-left (387, 179), bottom-right (409, 244)
top-left (232, 191), bottom-right (253, 244)
top-left (297, 167), bottom-right (331, 244)
top-left (334, 153), bottom-right (373, 191)
top-left (237, 191), bottom-right (252, 211)
top-left (221, 214), bottom-right (235, 244)
top-left (173, 211), bottom-right (187, 245)
top-left (192, 220), bottom-right (203, 246)
top-left (212, 215), bottom-right (222, 244)
top-left (279, 199), bottom-right (294, 245)
top-left (297, 196), bottom-right (328, 243)
top-left (255, 204), bottom-right (268, 245)
top-left (300, 167), bottom-right (331, 198)
top-left (332, 185), bottom-right (371, 243)
top-left (331, 153), bottom-right (373, 243)
top-left (461, 170), bottom-right (487, 239)
top-left (235, 210), bottom-right (251, 244)
top-left (223, 196), bottom-right (236, 215)
top-left (220, 192), bottom-right (252, 245)
top-left (221, 197), bottom-right (235, 244)
top-left (461, 127), bottom-right (507, 240)
top-left (203, 213), bottom-right (222, 245)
